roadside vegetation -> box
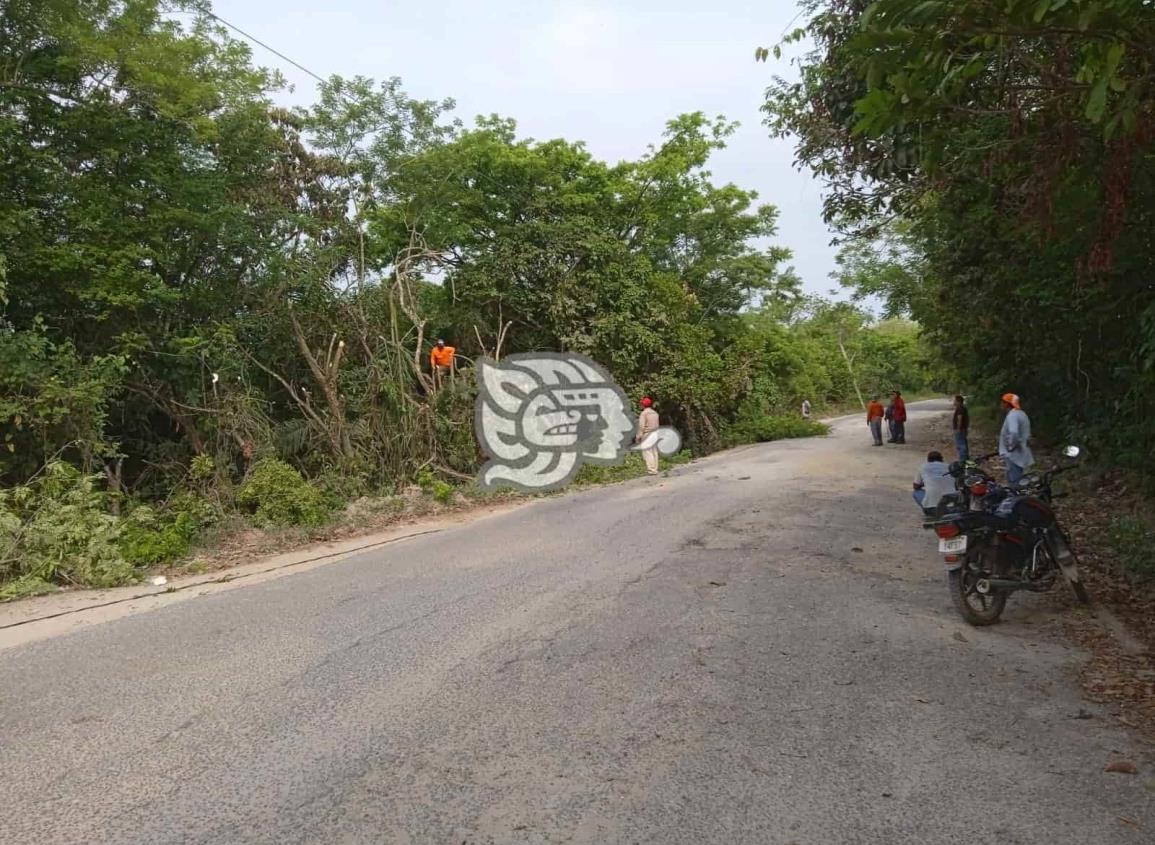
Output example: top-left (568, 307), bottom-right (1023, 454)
top-left (0, 1), bottom-right (935, 598)
top-left (761, 1), bottom-right (1155, 604)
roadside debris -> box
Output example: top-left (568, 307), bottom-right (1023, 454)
top-left (1105, 760), bottom-right (1139, 775)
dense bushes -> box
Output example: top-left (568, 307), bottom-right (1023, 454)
top-left (236, 460), bottom-right (329, 529)
top-left (0, 463), bottom-right (136, 599)
top-left (723, 415), bottom-right (830, 448)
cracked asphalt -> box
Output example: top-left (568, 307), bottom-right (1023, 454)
top-left (2, 399), bottom-right (1152, 844)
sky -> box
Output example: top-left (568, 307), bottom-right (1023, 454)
top-left (208, 0), bottom-right (840, 296)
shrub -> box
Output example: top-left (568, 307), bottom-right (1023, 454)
top-left (169, 491), bottom-right (222, 530)
top-left (190, 454), bottom-right (215, 482)
top-left (236, 459), bottom-right (329, 528)
top-left (315, 468), bottom-right (372, 512)
top-left (1107, 514), bottom-right (1155, 582)
top-left (119, 505), bottom-right (197, 568)
top-left (723, 415), bottom-right (830, 447)
top-left (574, 450), bottom-right (693, 485)
top-left (0, 461), bottom-right (136, 593)
top-left (415, 469), bottom-right (456, 504)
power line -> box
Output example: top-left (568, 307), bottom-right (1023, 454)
top-left (198, 9), bottom-right (329, 86)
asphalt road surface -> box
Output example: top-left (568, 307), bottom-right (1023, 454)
top-left (3, 400), bottom-right (1151, 845)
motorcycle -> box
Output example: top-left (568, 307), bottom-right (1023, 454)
top-left (925, 446), bottom-right (1090, 626)
top-left (931, 452), bottom-right (1000, 515)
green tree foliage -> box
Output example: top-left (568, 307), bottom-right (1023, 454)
top-left (0, 1), bottom-right (926, 592)
top-left (762, 0), bottom-right (1155, 467)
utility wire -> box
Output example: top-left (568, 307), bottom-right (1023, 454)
top-left (198, 8), bottom-right (329, 86)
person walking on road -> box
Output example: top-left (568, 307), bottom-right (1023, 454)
top-left (889, 390), bottom-right (907, 444)
top-left (866, 396), bottom-right (885, 446)
top-left (801, 398), bottom-right (811, 420)
top-left (636, 397), bottom-right (661, 475)
top-left (952, 394), bottom-right (970, 462)
top-left (999, 392), bottom-right (1034, 485)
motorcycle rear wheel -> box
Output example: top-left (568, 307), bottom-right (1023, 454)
top-left (948, 568), bottom-right (1007, 626)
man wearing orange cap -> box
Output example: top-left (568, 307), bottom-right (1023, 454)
top-left (635, 397), bottom-right (661, 475)
top-left (999, 392), bottom-right (1034, 484)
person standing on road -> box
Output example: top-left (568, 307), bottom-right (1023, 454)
top-left (952, 395), bottom-right (970, 462)
top-left (884, 397), bottom-right (895, 442)
top-left (635, 397), bottom-right (661, 476)
top-left (801, 398), bottom-right (811, 420)
top-left (866, 396), bottom-right (885, 446)
top-left (999, 392), bottom-right (1034, 485)
top-left (889, 390), bottom-right (907, 444)
top-left (912, 450), bottom-right (953, 514)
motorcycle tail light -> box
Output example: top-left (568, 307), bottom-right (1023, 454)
top-left (935, 523), bottom-right (960, 539)
top-left (944, 554), bottom-right (960, 563)
top-left (970, 482), bottom-right (988, 496)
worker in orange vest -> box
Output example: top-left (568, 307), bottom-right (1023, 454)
top-left (430, 339), bottom-right (456, 386)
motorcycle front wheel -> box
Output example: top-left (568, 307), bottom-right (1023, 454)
top-left (1070, 579), bottom-right (1091, 605)
top-left (948, 568), bottom-right (1008, 626)
top-left (1047, 530), bottom-right (1091, 606)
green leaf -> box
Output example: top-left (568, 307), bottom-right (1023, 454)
top-left (1033, 0), bottom-right (1050, 23)
top-left (1104, 43), bottom-right (1125, 76)
top-left (1085, 77), bottom-right (1109, 123)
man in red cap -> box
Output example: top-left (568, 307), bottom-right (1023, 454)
top-left (635, 397), bottom-right (661, 475)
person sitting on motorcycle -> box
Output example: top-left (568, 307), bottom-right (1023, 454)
top-left (913, 450), bottom-right (953, 514)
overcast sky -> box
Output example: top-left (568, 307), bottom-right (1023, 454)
top-left (209, 0), bottom-right (839, 295)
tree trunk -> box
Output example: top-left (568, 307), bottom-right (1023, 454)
top-left (288, 310), bottom-right (351, 461)
top-left (837, 338), bottom-right (866, 410)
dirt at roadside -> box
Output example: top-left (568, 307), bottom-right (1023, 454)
top-left (926, 414), bottom-right (1155, 741)
top-left (176, 489), bottom-right (523, 578)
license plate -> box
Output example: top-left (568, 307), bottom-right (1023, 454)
top-left (939, 536), bottom-right (967, 554)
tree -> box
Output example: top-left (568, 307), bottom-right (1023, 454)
top-left (761, 0), bottom-right (1155, 468)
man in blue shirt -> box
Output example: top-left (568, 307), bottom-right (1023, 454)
top-left (999, 392), bottom-right (1034, 485)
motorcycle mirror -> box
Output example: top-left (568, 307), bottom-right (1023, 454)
top-left (1062, 445), bottom-right (1081, 458)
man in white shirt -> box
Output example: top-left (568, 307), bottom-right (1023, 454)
top-left (801, 399), bottom-right (811, 420)
top-left (635, 397), bottom-right (661, 475)
top-left (913, 450), bottom-right (954, 513)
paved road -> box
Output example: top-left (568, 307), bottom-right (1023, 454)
top-left (2, 400), bottom-right (1151, 844)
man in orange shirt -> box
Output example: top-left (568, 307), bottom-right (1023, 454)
top-left (866, 395), bottom-right (885, 446)
top-left (430, 339), bottom-right (456, 386)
